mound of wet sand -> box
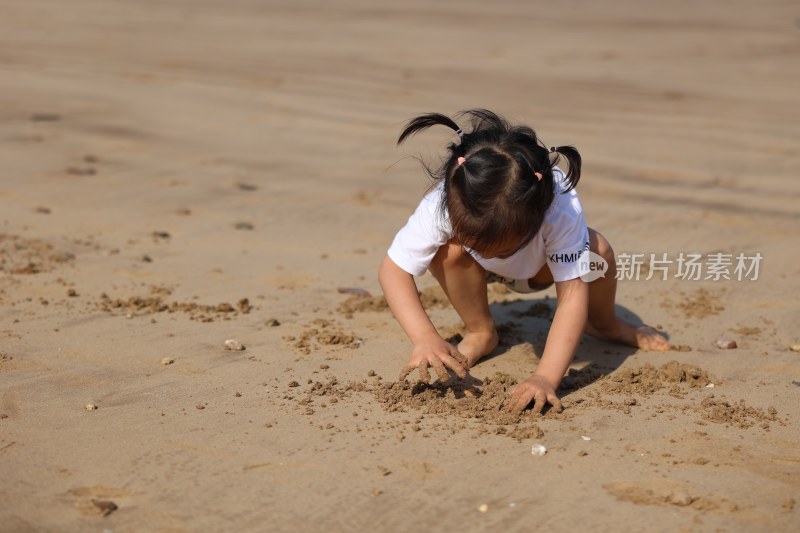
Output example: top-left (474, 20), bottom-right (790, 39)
top-left (699, 397), bottom-right (780, 429)
top-left (600, 361), bottom-right (712, 396)
top-left (285, 318), bottom-right (363, 355)
top-left (283, 372), bottom-right (542, 440)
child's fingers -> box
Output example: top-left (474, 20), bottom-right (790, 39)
top-left (548, 393), bottom-right (563, 412)
top-left (530, 391), bottom-right (548, 414)
top-left (430, 359), bottom-right (450, 383)
top-left (441, 353), bottom-right (469, 379)
top-left (505, 387), bottom-right (529, 413)
top-left (417, 362), bottom-right (432, 384)
top-left (398, 365), bottom-right (415, 382)
top-left (450, 350), bottom-right (469, 369)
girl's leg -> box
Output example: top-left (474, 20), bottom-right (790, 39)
top-left (583, 228), bottom-right (670, 350)
top-left (429, 239), bottom-right (499, 366)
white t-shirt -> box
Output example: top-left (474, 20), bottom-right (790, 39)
top-left (387, 167), bottom-right (589, 283)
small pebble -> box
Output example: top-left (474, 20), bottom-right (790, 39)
top-left (195, 404), bottom-right (205, 410)
top-left (531, 443), bottom-right (547, 456)
top-left (705, 383), bottom-right (715, 388)
top-left (92, 500), bottom-right (118, 516)
top-left (160, 357), bottom-right (174, 366)
top-left (790, 344), bottom-right (800, 353)
top-left (152, 231), bottom-right (171, 239)
top-left (477, 504), bottom-right (489, 513)
top-left (85, 404), bottom-right (97, 411)
top-left (266, 318), bottom-right (280, 327)
top-left (235, 392), bottom-right (242, 397)
top-left (234, 222), bottom-right (254, 230)
top-left (224, 339), bottom-right (245, 351)
top-left (715, 338), bottom-right (737, 350)
top-left (580, 435), bottom-right (591, 441)
top-left (67, 289), bottom-right (78, 297)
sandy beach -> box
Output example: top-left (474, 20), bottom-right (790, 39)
top-left (1, 0), bottom-right (799, 531)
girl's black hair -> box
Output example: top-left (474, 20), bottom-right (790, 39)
top-left (397, 109), bottom-right (582, 253)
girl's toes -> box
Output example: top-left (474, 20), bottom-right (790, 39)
top-left (636, 326), bottom-right (670, 351)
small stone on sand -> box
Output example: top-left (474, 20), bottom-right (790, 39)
top-left (266, 319), bottom-right (280, 327)
top-left (224, 339), bottom-right (245, 351)
top-left (715, 338), bottom-right (737, 349)
top-left (92, 499), bottom-right (118, 516)
top-left (790, 344), bottom-right (800, 353)
top-left (160, 357), bottom-right (174, 365)
top-left (477, 504), bottom-right (489, 513)
top-left (531, 443), bottom-right (547, 456)
top-left (85, 404), bottom-right (97, 411)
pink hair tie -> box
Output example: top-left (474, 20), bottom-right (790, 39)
top-left (535, 172), bottom-right (543, 181)
top-left (457, 157), bottom-right (466, 167)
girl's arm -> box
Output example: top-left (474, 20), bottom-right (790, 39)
top-left (505, 277), bottom-right (588, 413)
top-left (379, 255), bottom-right (469, 382)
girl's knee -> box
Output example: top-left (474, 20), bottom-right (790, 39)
top-left (588, 228), bottom-right (614, 263)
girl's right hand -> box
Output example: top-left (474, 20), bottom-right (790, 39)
top-left (399, 334), bottom-right (470, 384)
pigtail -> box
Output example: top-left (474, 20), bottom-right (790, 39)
top-left (550, 145), bottom-right (582, 192)
top-left (397, 113), bottom-right (462, 145)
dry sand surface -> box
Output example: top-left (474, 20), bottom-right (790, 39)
top-left (1, 0), bottom-right (799, 531)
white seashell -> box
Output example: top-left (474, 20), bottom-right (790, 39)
top-left (477, 504), bottom-right (489, 513)
top-left (581, 435), bottom-right (591, 441)
top-left (531, 443), bottom-right (547, 456)
top-left (715, 338), bottom-right (737, 350)
top-left (224, 339), bottom-right (245, 351)
top-left (705, 383), bottom-right (715, 388)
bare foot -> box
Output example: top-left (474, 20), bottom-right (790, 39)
top-left (585, 320), bottom-right (670, 351)
top-left (457, 329), bottom-right (499, 367)
top-left (634, 326), bottom-right (670, 351)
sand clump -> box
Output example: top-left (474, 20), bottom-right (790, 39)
top-left (96, 287), bottom-right (252, 322)
top-left (699, 397), bottom-right (781, 429)
top-left (283, 372), bottom-right (543, 440)
top-left (368, 374), bottom-right (544, 440)
top-left (285, 319), bottom-right (363, 355)
top-left (599, 361), bottom-right (713, 396)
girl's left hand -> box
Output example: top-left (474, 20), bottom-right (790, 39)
top-left (504, 374), bottom-right (563, 414)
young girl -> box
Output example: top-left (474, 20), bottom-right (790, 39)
top-left (379, 109), bottom-right (670, 415)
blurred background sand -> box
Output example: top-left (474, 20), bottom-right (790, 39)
top-left (1, 1), bottom-right (798, 531)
